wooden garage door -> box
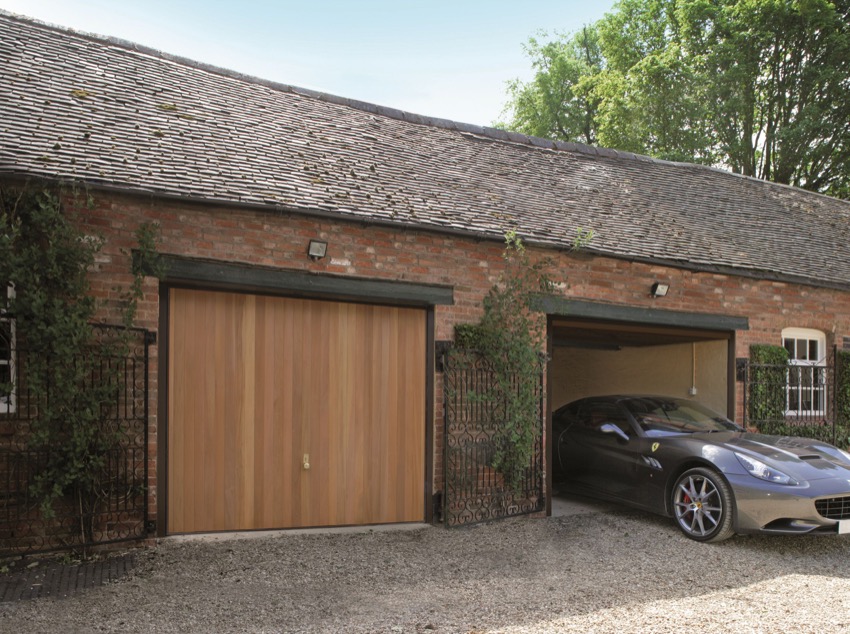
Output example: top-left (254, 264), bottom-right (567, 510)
top-left (167, 288), bottom-right (426, 534)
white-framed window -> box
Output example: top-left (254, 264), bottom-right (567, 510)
top-left (782, 327), bottom-right (827, 417)
top-left (0, 284), bottom-right (15, 414)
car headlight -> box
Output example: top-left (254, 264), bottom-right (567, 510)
top-left (735, 453), bottom-right (796, 485)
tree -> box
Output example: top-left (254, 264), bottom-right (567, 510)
top-left (501, 0), bottom-right (850, 199)
top-left (677, 0), bottom-right (850, 192)
top-left (500, 26), bottom-right (603, 145)
top-left (591, 0), bottom-right (715, 163)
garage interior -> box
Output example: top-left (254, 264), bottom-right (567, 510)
top-left (548, 316), bottom-right (735, 516)
top-left (549, 318), bottom-right (733, 415)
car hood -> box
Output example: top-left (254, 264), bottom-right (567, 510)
top-left (697, 432), bottom-right (850, 481)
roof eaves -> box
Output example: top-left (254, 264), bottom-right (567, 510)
top-left (4, 165), bottom-right (848, 294)
top-left (543, 245), bottom-right (850, 295)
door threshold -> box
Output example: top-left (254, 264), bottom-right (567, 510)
top-left (165, 522), bottom-right (431, 543)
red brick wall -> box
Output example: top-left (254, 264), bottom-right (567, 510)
top-left (68, 190), bottom-right (850, 527)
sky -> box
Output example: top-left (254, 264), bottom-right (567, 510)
top-left (0, 0), bottom-right (616, 127)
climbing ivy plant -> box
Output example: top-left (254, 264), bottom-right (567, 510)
top-left (452, 232), bottom-right (556, 492)
top-left (0, 184), bottom-right (160, 551)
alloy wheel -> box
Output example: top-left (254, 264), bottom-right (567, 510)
top-left (672, 467), bottom-right (734, 542)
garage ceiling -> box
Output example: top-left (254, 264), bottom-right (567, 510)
top-left (551, 318), bottom-right (731, 349)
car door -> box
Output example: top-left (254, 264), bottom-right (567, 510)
top-left (558, 401), bottom-right (643, 501)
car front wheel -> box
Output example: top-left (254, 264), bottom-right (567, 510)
top-left (671, 467), bottom-right (735, 542)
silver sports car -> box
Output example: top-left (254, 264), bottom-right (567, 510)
top-left (553, 395), bottom-right (850, 542)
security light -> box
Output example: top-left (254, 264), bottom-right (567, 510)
top-left (651, 282), bottom-right (669, 298)
top-left (307, 239), bottom-right (328, 260)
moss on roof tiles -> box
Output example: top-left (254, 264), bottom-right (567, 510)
top-left (2, 10), bottom-right (850, 290)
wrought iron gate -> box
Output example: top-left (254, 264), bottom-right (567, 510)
top-left (737, 345), bottom-right (849, 446)
top-left (0, 324), bottom-right (151, 555)
top-left (441, 347), bottom-right (545, 527)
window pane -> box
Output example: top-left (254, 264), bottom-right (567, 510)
top-left (0, 320), bottom-right (10, 358)
top-left (809, 339), bottom-right (819, 361)
top-left (0, 363), bottom-right (10, 402)
top-left (784, 338), bottom-right (794, 357)
top-left (797, 339), bottom-right (808, 360)
top-left (788, 389), bottom-right (800, 411)
top-left (789, 367), bottom-right (800, 387)
top-left (814, 389), bottom-right (825, 411)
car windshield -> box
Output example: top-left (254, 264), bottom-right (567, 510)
top-left (622, 397), bottom-right (742, 435)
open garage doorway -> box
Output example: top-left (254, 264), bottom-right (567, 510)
top-left (541, 300), bottom-right (749, 519)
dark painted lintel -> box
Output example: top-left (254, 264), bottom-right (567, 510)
top-left (534, 295), bottom-right (749, 332)
top-left (148, 253), bottom-right (454, 306)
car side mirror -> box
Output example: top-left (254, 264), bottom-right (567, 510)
top-left (599, 423), bottom-right (630, 442)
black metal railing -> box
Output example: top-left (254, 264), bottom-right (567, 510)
top-left (0, 324), bottom-right (150, 556)
top-left (442, 347), bottom-right (545, 527)
top-left (738, 346), bottom-right (849, 447)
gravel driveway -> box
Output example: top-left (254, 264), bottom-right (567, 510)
top-left (2, 497), bottom-right (850, 633)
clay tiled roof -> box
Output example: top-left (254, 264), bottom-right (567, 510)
top-left (3, 11), bottom-right (850, 289)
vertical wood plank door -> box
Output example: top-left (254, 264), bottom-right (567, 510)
top-left (167, 288), bottom-right (426, 534)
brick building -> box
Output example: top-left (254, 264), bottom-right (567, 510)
top-left (2, 12), bottom-right (850, 539)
